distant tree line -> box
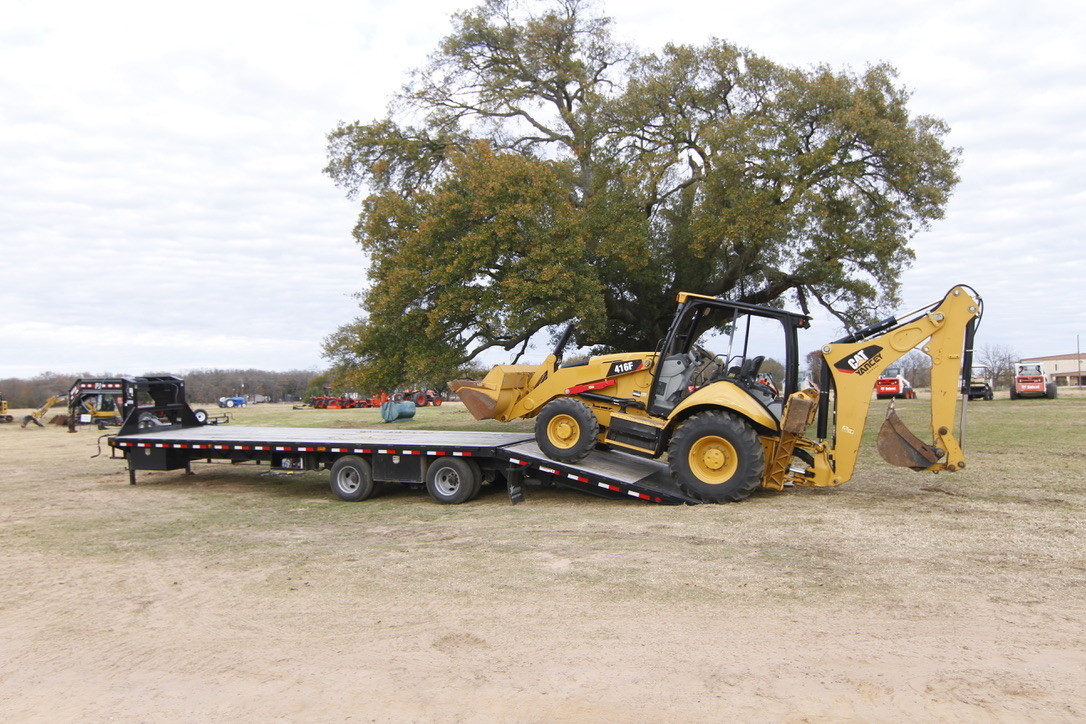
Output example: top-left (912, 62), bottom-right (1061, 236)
top-left (0, 369), bottom-right (320, 408)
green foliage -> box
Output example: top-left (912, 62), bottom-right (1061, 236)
top-left (325, 0), bottom-right (960, 387)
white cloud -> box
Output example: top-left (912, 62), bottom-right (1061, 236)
top-left (2, 0), bottom-right (1085, 379)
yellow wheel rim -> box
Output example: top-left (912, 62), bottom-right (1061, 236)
top-left (687, 435), bottom-right (738, 485)
top-left (547, 413), bottom-right (580, 450)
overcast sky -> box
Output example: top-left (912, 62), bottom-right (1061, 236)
top-left (3, 0), bottom-right (1083, 379)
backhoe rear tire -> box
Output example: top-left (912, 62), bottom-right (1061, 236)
top-left (535, 398), bottom-right (599, 463)
top-left (668, 411), bottom-right (764, 503)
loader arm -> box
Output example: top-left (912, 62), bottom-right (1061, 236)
top-left (816, 285), bottom-right (981, 485)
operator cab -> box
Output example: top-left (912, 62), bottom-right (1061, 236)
top-left (648, 295), bottom-right (809, 421)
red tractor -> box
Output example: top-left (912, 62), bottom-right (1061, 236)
top-left (401, 389), bottom-right (443, 407)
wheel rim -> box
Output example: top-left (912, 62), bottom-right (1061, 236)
top-left (433, 468), bottom-right (462, 496)
top-left (337, 468), bottom-right (361, 493)
top-left (687, 435), bottom-right (739, 485)
top-left (547, 414), bottom-right (580, 449)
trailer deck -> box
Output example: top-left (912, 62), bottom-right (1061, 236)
top-left (110, 425), bottom-right (699, 505)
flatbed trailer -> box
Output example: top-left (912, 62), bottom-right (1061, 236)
top-left (108, 419), bottom-right (700, 506)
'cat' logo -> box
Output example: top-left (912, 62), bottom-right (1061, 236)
top-left (608, 360), bottom-right (643, 377)
top-left (833, 345), bottom-right (884, 376)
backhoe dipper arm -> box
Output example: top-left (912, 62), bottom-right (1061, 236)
top-left (816, 286), bottom-right (982, 484)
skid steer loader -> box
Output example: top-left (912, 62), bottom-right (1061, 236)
top-left (451, 285), bottom-right (983, 502)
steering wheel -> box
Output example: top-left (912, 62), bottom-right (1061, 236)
top-left (689, 344), bottom-right (726, 387)
top-left (691, 344), bottom-right (714, 364)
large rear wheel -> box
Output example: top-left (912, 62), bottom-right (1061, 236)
top-left (668, 411), bottom-right (764, 503)
top-left (535, 398), bottom-right (599, 463)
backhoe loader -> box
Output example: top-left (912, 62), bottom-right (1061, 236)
top-left (451, 285), bottom-right (982, 502)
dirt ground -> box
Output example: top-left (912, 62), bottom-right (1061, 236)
top-left (1, 399), bottom-right (1084, 722)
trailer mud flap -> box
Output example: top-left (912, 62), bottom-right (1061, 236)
top-left (876, 405), bottom-right (944, 471)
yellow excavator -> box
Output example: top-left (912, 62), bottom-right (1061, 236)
top-left (21, 395), bottom-right (67, 428)
top-left (451, 285), bottom-right (982, 502)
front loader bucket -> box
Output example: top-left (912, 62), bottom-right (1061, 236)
top-left (449, 379), bottom-right (500, 420)
top-left (876, 405), bottom-right (944, 471)
top-left (449, 365), bottom-right (538, 421)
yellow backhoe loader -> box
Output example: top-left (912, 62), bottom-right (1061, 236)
top-left (0, 394), bottom-right (14, 423)
top-left (451, 285), bottom-right (982, 502)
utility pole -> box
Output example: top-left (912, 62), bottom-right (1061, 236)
top-left (1078, 334), bottom-right (1082, 389)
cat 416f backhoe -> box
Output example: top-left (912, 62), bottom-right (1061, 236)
top-left (451, 285), bottom-right (983, 503)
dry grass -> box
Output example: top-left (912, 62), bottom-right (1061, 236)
top-left (0, 397), bottom-right (1083, 721)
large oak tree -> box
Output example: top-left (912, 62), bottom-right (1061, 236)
top-left (324, 0), bottom-right (959, 389)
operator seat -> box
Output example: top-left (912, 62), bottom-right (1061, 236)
top-left (649, 352), bottom-right (695, 416)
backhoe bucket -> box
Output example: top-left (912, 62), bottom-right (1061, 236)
top-left (449, 365), bottom-right (537, 421)
top-left (876, 405), bottom-right (944, 471)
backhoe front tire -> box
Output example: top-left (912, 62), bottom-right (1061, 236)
top-left (535, 398), bottom-right (599, 463)
top-left (668, 411), bottom-right (764, 503)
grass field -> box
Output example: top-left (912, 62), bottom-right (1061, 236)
top-left (1, 395), bottom-right (1083, 720)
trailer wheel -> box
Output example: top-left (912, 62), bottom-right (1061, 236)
top-left (330, 456), bottom-right (377, 501)
top-left (425, 458), bottom-right (480, 504)
top-left (193, 409), bottom-right (208, 424)
top-left (668, 411), bottom-right (764, 503)
top-left (535, 398), bottom-right (599, 463)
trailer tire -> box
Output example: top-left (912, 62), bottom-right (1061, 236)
top-left (193, 409), bottom-right (208, 424)
top-left (535, 398), bottom-right (599, 463)
top-left (329, 456), bottom-right (377, 501)
top-left (425, 458), bottom-right (480, 504)
top-left (668, 411), bottom-right (764, 503)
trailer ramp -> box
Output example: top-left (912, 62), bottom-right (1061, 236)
top-left (502, 441), bottom-right (699, 505)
